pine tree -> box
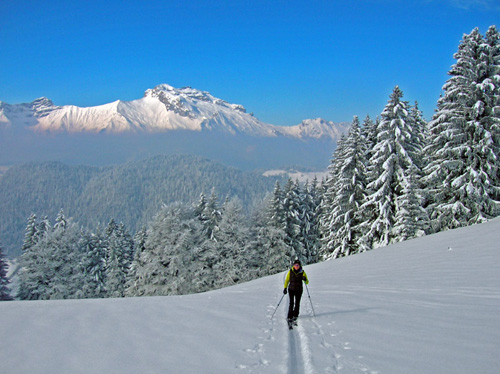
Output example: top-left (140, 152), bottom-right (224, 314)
top-left (246, 197), bottom-right (290, 277)
top-left (360, 86), bottom-right (415, 248)
top-left (54, 209), bottom-right (67, 230)
top-left (105, 221), bottom-right (134, 297)
top-left (21, 213), bottom-right (38, 251)
top-left (41, 220), bottom-right (87, 299)
top-left (424, 27), bottom-right (500, 230)
top-left (320, 135), bottom-right (347, 256)
top-left (407, 102), bottom-right (428, 170)
top-left (211, 197), bottom-right (249, 287)
top-left (269, 181), bottom-right (285, 228)
top-left (361, 115), bottom-right (377, 161)
top-left (17, 214), bottom-right (43, 300)
top-left (35, 216), bottom-right (51, 242)
top-left (18, 214), bottom-right (87, 300)
top-left (126, 227), bottom-right (147, 294)
top-left (0, 241), bottom-right (13, 301)
top-left (298, 180), bottom-right (321, 264)
top-left (321, 117), bottom-right (368, 258)
top-left (282, 178), bottom-right (304, 262)
top-left (203, 189), bottom-right (222, 240)
top-left (80, 231), bottom-right (107, 298)
top-left (482, 26), bottom-right (500, 216)
top-left (127, 203), bottom-right (206, 296)
top-left (393, 164), bottom-right (429, 241)
top-left (194, 193), bottom-right (207, 220)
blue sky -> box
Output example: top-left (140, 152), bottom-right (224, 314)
top-left (1, 0), bottom-right (499, 125)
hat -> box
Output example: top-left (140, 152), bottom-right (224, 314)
top-left (293, 259), bottom-right (301, 266)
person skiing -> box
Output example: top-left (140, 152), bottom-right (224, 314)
top-left (283, 259), bottom-right (309, 326)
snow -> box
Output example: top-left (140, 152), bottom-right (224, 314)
top-left (2, 218), bottom-right (499, 374)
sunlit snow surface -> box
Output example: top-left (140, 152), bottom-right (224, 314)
top-left (2, 218), bottom-right (499, 374)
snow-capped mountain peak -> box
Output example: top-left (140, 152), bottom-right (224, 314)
top-left (0, 84), bottom-right (348, 141)
top-left (30, 97), bottom-right (59, 116)
top-left (145, 84), bottom-right (246, 114)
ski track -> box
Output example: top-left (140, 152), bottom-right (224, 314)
top-left (288, 326), bottom-right (301, 373)
top-left (302, 300), bottom-right (378, 374)
top-left (248, 292), bottom-right (340, 373)
top-left (310, 301), bottom-right (379, 374)
top-left (302, 301), bottom-right (339, 374)
top-left (239, 290), bottom-right (379, 373)
top-left (296, 322), bottom-right (314, 374)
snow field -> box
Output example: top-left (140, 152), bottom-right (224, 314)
top-left (1, 218), bottom-right (500, 373)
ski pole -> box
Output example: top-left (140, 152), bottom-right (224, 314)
top-left (270, 293), bottom-right (285, 319)
top-left (305, 283), bottom-right (316, 318)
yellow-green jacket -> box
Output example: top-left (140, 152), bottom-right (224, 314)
top-left (284, 266), bottom-right (309, 291)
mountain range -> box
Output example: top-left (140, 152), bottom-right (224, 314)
top-left (1, 84), bottom-right (345, 139)
top-left (0, 84), bottom-right (348, 169)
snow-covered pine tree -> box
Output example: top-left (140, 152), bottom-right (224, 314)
top-left (126, 203), bottom-right (206, 296)
top-left (203, 189), bottom-right (222, 240)
top-left (320, 134), bottom-right (347, 257)
top-left (194, 192), bottom-right (207, 221)
top-left (17, 214), bottom-right (45, 300)
top-left (361, 115), bottom-right (377, 161)
top-left (269, 181), bottom-right (285, 229)
top-left (282, 178), bottom-right (304, 263)
top-left (245, 196), bottom-right (290, 277)
top-left (298, 179), bottom-right (321, 264)
top-left (393, 164), bottom-right (429, 241)
top-left (54, 208), bottom-right (67, 230)
top-left (211, 197), bottom-right (250, 287)
top-left (18, 214), bottom-right (87, 300)
top-left (0, 241), bottom-right (13, 301)
top-left (105, 219), bottom-right (118, 239)
top-left (104, 221), bottom-right (134, 297)
top-left (407, 102), bottom-right (428, 171)
top-left (482, 26), bottom-right (500, 216)
top-left (41, 218), bottom-right (87, 299)
top-left (35, 216), bottom-right (51, 243)
top-left (126, 227), bottom-right (147, 293)
top-left (80, 230), bottom-right (107, 298)
top-left (424, 27), bottom-right (500, 230)
top-left (360, 86), bottom-right (416, 248)
top-left (22, 213), bottom-right (38, 251)
top-left (321, 117), bottom-right (368, 258)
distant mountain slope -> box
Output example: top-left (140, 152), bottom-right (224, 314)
top-left (0, 162), bottom-right (100, 256)
top-left (0, 155), bottom-right (285, 257)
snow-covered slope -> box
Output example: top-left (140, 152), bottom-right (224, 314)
top-left (0, 84), bottom-right (347, 140)
top-left (2, 218), bottom-right (499, 374)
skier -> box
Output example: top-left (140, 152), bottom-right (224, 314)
top-left (283, 259), bottom-right (309, 327)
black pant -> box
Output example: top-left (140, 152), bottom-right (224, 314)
top-left (287, 288), bottom-right (303, 320)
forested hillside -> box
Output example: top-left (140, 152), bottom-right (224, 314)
top-left (0, 155), bottom-right (285, 256)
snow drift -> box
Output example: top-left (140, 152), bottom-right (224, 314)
top-left (1, 218), bottom-right (499, 374)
